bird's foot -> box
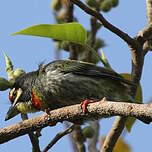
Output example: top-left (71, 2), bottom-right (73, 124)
top-left (81, 97), bottom-right (107, 114)
top-left (44, 108), bottom-right (57, 126)
top-left (81, 99), bottom-right (90, 114)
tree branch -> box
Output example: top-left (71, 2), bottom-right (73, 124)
top-left (146, 0), bottom-right (152, 24)
top-left (137, 23), bottom-right (152, 43)
top-left (65, 0), bottom-right (78, 60)
top-left (86, 16), bottom-right (98, 62)
top-left (101, 116), bottom-right (127, 152)
top-left (88, 120), bottom-right (99, 152)
top-left (70, 0), bottom-right (138, 49)
top-left (42, 124), bottom-right (75, 152)
top-left (136, 0), bottom-right (152, 55)
top-left (0, 100), bottom-right (152, 144)
top-left (63, 122), bottom-right (78, 152)
top-left (21, 114), bottom-right (41, 152)
top-left (72, 125), bottom-right (86, 152)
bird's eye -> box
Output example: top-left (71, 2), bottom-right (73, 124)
top-left (9, 88), bottom-right (17, 103)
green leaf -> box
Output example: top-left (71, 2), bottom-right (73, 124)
top-left (85, 44), bottom-right (102, 62)
top-left (102, 137), bottom-right (131, 152)
top-left (121, 73), bottom-right (142, 103)
top-left (12, 22), bottom-right (87, 45)
top-left (0, 77), bottom-right (10, 91)
top-left (3, 52), bottom-right (14, 80)
top-left (125, 117), bottom-right (136, 133)
top-left (12, 22), bottom-right (105, 65)
top-left (121, 73), bottom-right (143, 132)
top-left (100, 49), bottom-right (112, 70)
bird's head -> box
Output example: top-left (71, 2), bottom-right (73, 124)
top-left (5, 85), bottom-right (40, 121)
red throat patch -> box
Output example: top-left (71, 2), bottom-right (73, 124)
top-left (9, 93), bottom-right (13, 103)
top-left (32, 89), bottom-right (41, 110)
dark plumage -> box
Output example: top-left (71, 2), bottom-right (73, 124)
top-left (5, 60), bottom-right (134, 120)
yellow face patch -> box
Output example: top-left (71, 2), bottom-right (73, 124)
top-left (9, 88), bottom-right (22, 106)
top-left (16, 102), bottom-right (38, 113)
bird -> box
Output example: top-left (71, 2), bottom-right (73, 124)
top-left (5, 59), bottom-right (135, 121)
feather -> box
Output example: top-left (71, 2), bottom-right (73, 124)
top-left (43, 60), bottom-right (135, 86)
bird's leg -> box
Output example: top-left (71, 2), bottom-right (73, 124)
top-left (81, 97), bottom-right (107, 114)
top-left (44, 108), bottom-right (57, 126)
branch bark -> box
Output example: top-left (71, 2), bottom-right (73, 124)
top-left (146, 0), bottom-right (152, 24)
top-left (0, 100), bottom-right (152, 145)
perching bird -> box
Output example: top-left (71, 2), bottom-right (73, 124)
top-left (5, 59), bottom-right (135, 121)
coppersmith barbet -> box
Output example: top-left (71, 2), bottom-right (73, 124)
top-left (5, 59), bottom-right (135, 121)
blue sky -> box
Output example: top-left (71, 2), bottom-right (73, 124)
top-left (0, 1), bottom-right (151, 152)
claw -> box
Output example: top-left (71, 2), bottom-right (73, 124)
top-left (81, 97), bottom-right (107, 114)
top-left (81, 99), bottom-right (90, 113)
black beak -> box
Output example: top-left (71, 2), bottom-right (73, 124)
top-left (5, 105), bottom-right (20, 121)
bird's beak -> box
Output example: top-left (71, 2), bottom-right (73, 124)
top-left (5, 88), bottom-right (22, 121)
top-left (5, 105), bottom-right (20, 121)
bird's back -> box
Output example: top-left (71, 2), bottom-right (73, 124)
top-left (33, 60), bottom-right (134, 110)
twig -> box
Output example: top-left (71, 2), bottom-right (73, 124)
top-left (136, 0), bottom-right (152, 55)
top-left (69, 44), bottom-right (78, 60)
top-left (55, 48), bottom-right (61, 59)
top-left (86, 16), bottom-right (98, 62)
top-left (64, 122), bottom-right (78, 152)
top-left (88, 120), bottom-right (99, 152)
top-left (65, 0), bottom-right (78, 60)
top-left (42, 124), bottom-right (75, 152)
top-left (21, 114), bottom-right (41, 152)
top-left (0, 100), bottom-right (152, 144)
top-left (138, 0), bottom-right (152, 55)
top-left (101, 116), bottom-right (127, 152)
top-left (70, 0), bottom-right (138, 49)
top-left (146, 0), bottom-right (152, 24)
top-left (90, 16), bottom-right (98, 48)
top-left (66, 0), bottom-right (74, 22)
top-left (137, 23), bottom-right (152, 44)
top-left (72, 125), bottom-right (86, 152)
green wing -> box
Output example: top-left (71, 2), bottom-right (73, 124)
top-left (44, 60), bottom-right (135, 86)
